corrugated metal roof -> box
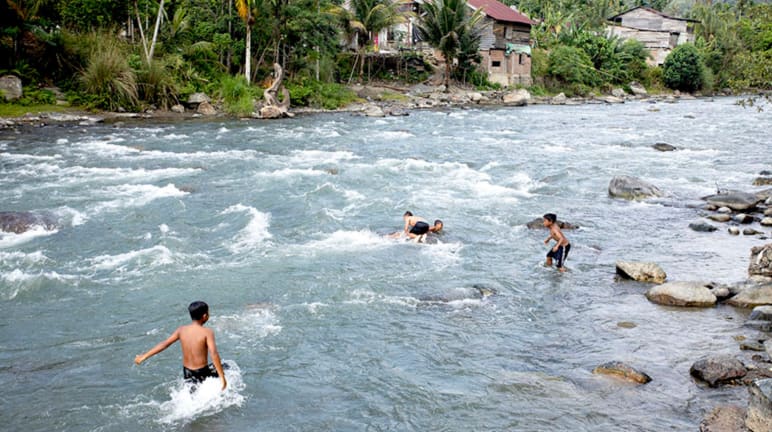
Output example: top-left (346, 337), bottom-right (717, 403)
top-left (607, 6), bottom-right (700, 23)
top-left (466, 0), bottom-right (533, 25)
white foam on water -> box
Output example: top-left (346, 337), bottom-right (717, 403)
top-left (155, 361), bottom-right (245, 426)
top-left (418, 240), bottom-right (463, 267)
top-left (159, 224), bottom-right (170, 234)
top-left (0, 226), bottom-right (59, 249)
top-left (72, 139), bottom-right (137, 157)
top-left (214, 307), bottom-right (282, 343)
top-left (286, 149), bottom-right (358, 166)
top-left (90, 245), bottom-right (175, 271)
top-left (163, 133), bottom-right (189, 140)
top-left (221, 204), bottom-right (272, 253)
top-left (377, 130), bottom-right (415, 140)
top-left (0, 152), bottom-right (61, 162)
top-left (294, 230), bottom-right (390, 255)
top-left (56, 138), bottom-right (68, 144)
top-left (254, 167), bottom-right (327, 180)
top-left (135, 148), bottom-right (260, 162)
top-left (0, 269), bottom-right (76, 300)
top-left (90, 183), bottom-right (189, 214)
top-left (54, 206), bottom-right (88, 227)
top-left (345, 289), bottom-right (419, 308)
top-left (0, 250), bottom-right (48, 264)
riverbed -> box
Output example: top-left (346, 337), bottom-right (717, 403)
top-left (1, 97), bottom-right (770, 431)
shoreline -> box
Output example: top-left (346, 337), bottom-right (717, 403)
top-left (1, 86), bottom-right (766, 131)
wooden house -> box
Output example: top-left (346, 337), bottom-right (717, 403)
top-left (607, 6), bottom-right (699, 66)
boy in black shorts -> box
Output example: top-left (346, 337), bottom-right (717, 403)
top-left (543, 213), bottom-right (571, 272)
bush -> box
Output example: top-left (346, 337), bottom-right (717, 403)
top-left (547, 45), bottom-right (600, 87)
top-left (79, 37), bottom-right (138, 111)
top-left (137, 60), bottom-right (180, 110)
top-left (662, 44), bottom-right (704, 92)
top-left (218, 75), bottom-right (261, 116)
top-left (286, 79), bottom-right (359, 109)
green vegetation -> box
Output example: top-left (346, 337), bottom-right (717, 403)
top-left (0, 0), bottom-right (768, 115)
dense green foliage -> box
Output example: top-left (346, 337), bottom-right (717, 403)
top-left (0, 0), bottom-right (769, 113)
top-left (662, 43), bottom-right (704, 92)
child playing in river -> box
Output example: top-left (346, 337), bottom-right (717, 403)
top-left (543, 213), bottom-right (571, 272)
top-left (134, 301), bottom-right (227, 390)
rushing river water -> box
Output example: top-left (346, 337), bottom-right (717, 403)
top-left (1, 97), bottom-right (771, 431)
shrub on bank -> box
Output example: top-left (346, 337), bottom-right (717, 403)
top-left (287, 79), bottom-right (359, 110)
top-left (218, 75), bottom-right (262, 116)
top-left (663, 44), bottom-right (705, 93)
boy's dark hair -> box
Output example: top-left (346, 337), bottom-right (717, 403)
top-left (404, 211), bottom-right (413, 217)
top-left (543, 213), bottom-right (557, 223)
top-left (189, 301), bottom-right (209, 320)
top-left (434, 219), bottom-right (442, 226)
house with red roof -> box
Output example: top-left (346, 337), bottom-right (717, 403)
top-left (466, 0), bottom-right (533, 86)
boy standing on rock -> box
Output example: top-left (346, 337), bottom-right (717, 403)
top-left (543, 213), bottom-right (571, 272)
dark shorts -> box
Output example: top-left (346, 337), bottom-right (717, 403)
top-left (183, 364), bottom-right (219, 383)
top-left (547, 244), bottom-right (571, 268)
top-left (409, 221), bottom-right (430, 235)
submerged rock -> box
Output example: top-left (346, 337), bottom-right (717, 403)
top-left (0, 211), bottom-right (57, 234)
top-left (749, 306), bottom-right (772, 321)
top-left (746, 379), bottom-right (772, 432)
top-left (749, 244), bottom-right (772, 278)
top-left (645, 281), bottom-right (717, 307)
top-left (615, 261), bottom-right (667, 284)
top-left (652, 142), bottom-right (677, 152)
top-left (703, 191), bottom-right (760, 212)
top-left (592, 361), bottom-right (651, 384)
top-left (690, 355), bottom-right (747, 387)
top-left (608, 175), bottom-right (663, 200)
top-left (524, 218), bottom-right (579, 230)
top-left (690, 221), bottom-right (719, 232)
top-left (699, 405), bottom-right (749, 432)
top-left (727, 284), bottom-right (772, 308)
top-left (418, 285), bottom-right (496, 303)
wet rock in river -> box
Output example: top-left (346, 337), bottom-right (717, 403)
top-left (0, 211), bottom-right (57, 234)
top-left (615, 261), bottom-right (667, 284)
top-left (524, 218), bottom-right (578, 230)
top-left (735, 213), bottom-right (755, 224)
top-left (708, 214), bottom-right (732, 222)
top-left (761, 217), bottom-right (772, 227)
top-left (699, 405), bottom-right (749, 432)
top-left (645, 281), bottom-right (717, 307)
top-left (753, 177), bottom-right (772, 186)
top-left (749, 244), bottom-right (772, 278)
top-left (690, 221), bottom-right (719, 232)
top-left (608, 175), bottom-right (663, 200)
top-left (727, 286), bottom-right (772, 309)
top-left (746, 379), bottom-right (772, 432)
top-left (749, 306), bottom-right (772, 321)
top-left (703, 191), bottom-right (760, 212)
top-left (744, 228), bottom-right (763, 236)
top-left (653, 142), bottom-right (677, 152)
top-left (718, 207), bottom-right (733, 214)
top-left (592, 361), bottom-right (651, 384)
top-left (690, 355), bottom-right (747, 387)
top-left (729, 227), bottom-right (741, 235)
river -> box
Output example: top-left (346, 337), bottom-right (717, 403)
top-left (1, 97), bottom-right (770, 431)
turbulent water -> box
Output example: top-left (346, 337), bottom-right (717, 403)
top-left (1, 98), bottom-right (770, 431)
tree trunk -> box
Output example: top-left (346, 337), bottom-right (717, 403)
top-left (445, 58), bottom-right (451, 89)
top-left (148, 0), bottom-right (166, 64)
top-left (258, 63), bottom-right (293, 119)
top-left (245, 18), bottom-right (252, 83)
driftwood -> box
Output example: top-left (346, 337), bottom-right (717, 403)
top-left (258, 63), bottom-right (293, 119)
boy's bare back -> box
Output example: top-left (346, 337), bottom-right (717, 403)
top-left (178, 323), bottom-right (215, 370)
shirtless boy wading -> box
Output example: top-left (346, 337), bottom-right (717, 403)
top-left (135, 301), bottom-right (227, 390)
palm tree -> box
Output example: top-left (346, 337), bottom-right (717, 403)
top-left (342, 0), bottom-right (406, 79)
top-left (236, 0), bottom-right (256, 83)
top-left (416, 0), bottom-right (483, 88)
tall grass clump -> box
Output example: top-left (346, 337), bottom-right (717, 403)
top-left (79, 36), bottom-right (138, 111)
top-left (137, 59), bottom-right (180, 110)
top-left (219, 75), bottom-right (259, 115)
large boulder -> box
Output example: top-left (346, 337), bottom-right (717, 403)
top-left (524, 217), bottom-right (579, 230)
top-left (186, 92), bottom-right (210, 105)
top-left (749, 306), bottom-right (772, 321)
top-left (615, 261), bottom-right (667, 284)
top-left (728, 280), bottom-right (772, 308)
top-left (259, 105), bottom-right (285, 119)
top-left (703, 191), bottom-right (760, 212)
top-left (551, 92), bottom-right (567, 105)
top-left (746, 379), bottom-right (772, 432)
top-left (749, 244), bottom-right (772, 278)
top-left (0, 75), bottom-right (23, 101)
top-left (645, 281), bottom-right (717, 307)
top-left (592, 361), bottom-right (651, 384)
top-left (608, 175), bottom-right (663, 200)
top-left (197, 101), bottom-right (217, 116)
top-left (690, 221), bottom-right (719, 232)
top-left (690, 355), bottom-right (747, 387)
top-left (629, 81), bottom-right (648, 96)
top-left (363, 105), bottom-right (385, 117)
top-left (700, 405), bottom-right (749, 432)
top-left (0, 211), bottom-right (57, 234)
top-left (502, 89), bottom-right (530, 106)
top-left (653, 143), bottom-right (677, 152)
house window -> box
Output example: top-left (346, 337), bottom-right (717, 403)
top-left (519, 54), bottom-right (524, 65)
top-left (505, 26), bottom-right (512, 39)
top-left (492, 61), bottom-right (501, 68)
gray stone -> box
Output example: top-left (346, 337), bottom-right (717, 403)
top-left (197, 101), bottom-right (216, 116)
top-left (740, 341), bottom-right (766, 351)
top-left (259, 105), bottom-right (284, 119)
top-left (615, 261), bottom-right (667, 284)
top-left (629, 81), bottom-right (648, 96)
top-left (612, 88), bottom-right (626, 98)
top-left (608, 175), bottom-right (663, 200)
top-left (703, 191), bottom-right (760, 212)
top-left (599, 95), bottom-right (624, 104)
top-left (766, 340), bottom-right (772, 359)
top-left (718, 207), bottom-right (733, 214)
top-left (690, 355), bottom-right (747, 387)
top-left (502, 89), bottom-right (530, 106)
top-left (729, 227), bottom-right (741, 235)
top-left (653, 142), bottom-right (677, 152)
top-left (700, 405), bottom-right (749, 432)
top-left (187, 92), bottom-right (210, 105)
top-left (735, 213), bottom-right (755, 224)
top-left (746, 379), bottom-right (772, 432)
top-left (469, 92), bottom-right (483, 102)
top-left (364, 105), bottom-right (385, 117)
top-left (524, 218), bottom-right (578, 230)
top-left (750, 306), bottom-right (772, 321)
top-left (727, 286), bottom-right (772, 308)
top-left (646, 281), bottom-right (717, 307)
top-left (171, 104), bottom-right (185, 113)
top-left (592, 361), bottom-right (651, 384)
top-left (749, 244), bottom-right (772, 278)
top-left (745, 229), bottom-right (763, 236)
top-left (0, 211), bottom-right (57, 234)
top-left (754, 177), bottom-right (772, 186)
top-left (767, 197), bottom-right (772, 206)
top-left (764, 208), bottom-right (772, 217)
top-left (761, 217), bottom-right (772, 227)
top-left (690, 222), bottom-right (719, 232)
top-left (0, 75), bottom-right (22, 101)
top-left (551, 93), bottom-right (567, 105)
top-left (708, 214), bottom-right (732, 222)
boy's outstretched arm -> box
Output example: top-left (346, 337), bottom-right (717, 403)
top-left (207, 330), bottom-right (227, 390)
top-left (134, 328), bottom-right (180, 365)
